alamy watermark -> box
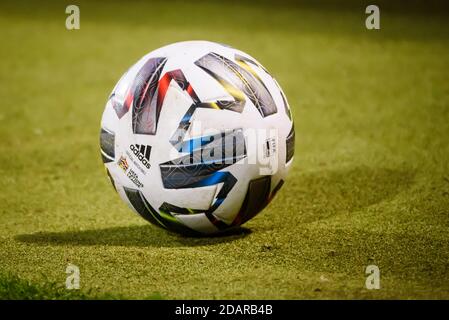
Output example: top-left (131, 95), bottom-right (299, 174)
top-left (65, 5), bottom-right (80, 30)
top-left (365, 5), bottom-right (380, 30)
top-left (66, 264), bottom-right (80, 289)
top-left (365, 265), bottom-right (380, 290)
top-left (166, 121), bottom-right (281, 175)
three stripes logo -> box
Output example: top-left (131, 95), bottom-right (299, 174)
top-left (129, 144), bottom-right (151, 169)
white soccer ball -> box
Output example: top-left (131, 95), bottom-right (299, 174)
top-left (100, 41), bottom-right (295, 235)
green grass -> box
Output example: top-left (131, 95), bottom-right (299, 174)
top-left (0, 0), bottom-right (448, 299)
top-left (0, 272), bottom-right (91, 300)
top-left (0, 272), bottom-right (163, 299)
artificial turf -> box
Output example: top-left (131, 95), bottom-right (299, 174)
top-left (0, 0), bottom-right (448, 299)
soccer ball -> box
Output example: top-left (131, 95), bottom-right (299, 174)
top-left (100, 41), bottom-right (295, 235)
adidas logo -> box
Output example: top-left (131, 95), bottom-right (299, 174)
top-left (129, 144), bottom-right (151, 169)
